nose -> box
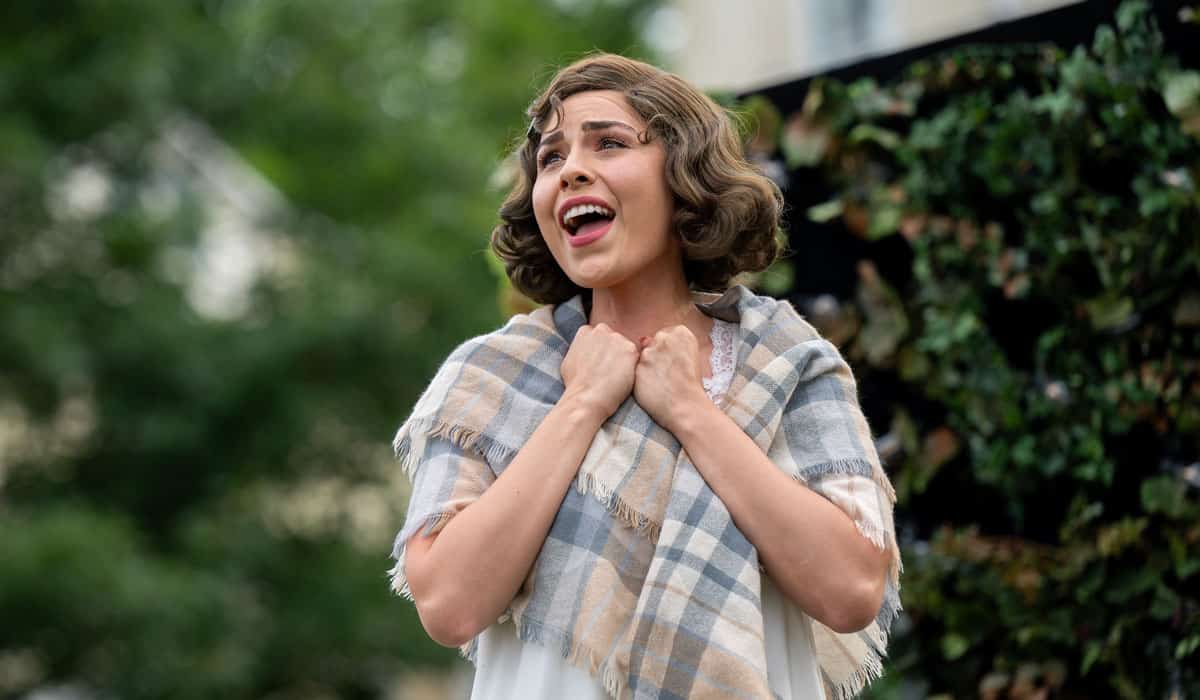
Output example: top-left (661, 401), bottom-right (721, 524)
top-left (558, 151), bottom-right (593, 189)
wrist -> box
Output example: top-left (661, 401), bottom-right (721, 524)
top-left (557, 387), bottom-right (614, 429)
top-left (667, 391), bottom-right (724, 440)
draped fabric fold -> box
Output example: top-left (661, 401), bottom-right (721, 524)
top-left (389, 285), bottom-right (901, 700)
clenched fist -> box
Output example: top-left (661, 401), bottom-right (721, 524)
top-left (561, 323), bottom-right (639, 420)
top-left (633, 325), bottom-right (710, 433)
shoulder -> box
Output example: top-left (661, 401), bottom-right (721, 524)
top-left (444, 305), bottom-right (560, 364)
top-left (729, 289), bottom-right (858, 389)
top-left (730, 287), bottom-right (824, 349)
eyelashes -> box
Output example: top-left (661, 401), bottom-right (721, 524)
top-left (537, 137), bottom-right (628, 169)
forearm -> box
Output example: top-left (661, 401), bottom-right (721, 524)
top-left (673, 400), bottom-right (888, 633)
top-left (412, 390), bottom-right (606, 642)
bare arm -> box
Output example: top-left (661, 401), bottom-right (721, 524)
top-left (405, 391), bottom-right (606, 647)
top-left (673, 400), bottom-right (891, 634)
top-left (403, 323), bottom-right (637, 647)
top-left (634, 326), bottom-right (892, 634)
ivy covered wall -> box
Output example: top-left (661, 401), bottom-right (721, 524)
top-left (741, 2), bottom-right (1199, 696)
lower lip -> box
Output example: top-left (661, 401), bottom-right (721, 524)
top-left (567, 220), bottom-right (613, 248)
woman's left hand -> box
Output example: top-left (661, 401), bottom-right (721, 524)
top-left (634, 325), bottom-right (711, 433)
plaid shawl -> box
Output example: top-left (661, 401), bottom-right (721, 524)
top-left (389, 285), bottom-right (901, 699)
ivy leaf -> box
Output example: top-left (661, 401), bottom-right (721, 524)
top-left (782, 112), bottom-right (832, 167)
top-left (758, 259), bottom-right (794, 296)
top-left (1149, 583), bottom-right (1179, 620)
top-left (1140, 475), bottom-right (1187, 517)
top-left (806, 198), bottom-right (844, 223)
top-left (1162, 70), bottom-right (1200, 137)
top-left (867, 205), bottom-right (903, 238)
top-left (1096, 517), bottom-right (1148, 557)
top-left (941, 632), bottom-right (970, 660)
top-left (848, 123), bottom-right (901, 151)
top-left (1081, 640), bottom-right (1103, 675)
top-left (1083, 295), bottom-right (1136, 331)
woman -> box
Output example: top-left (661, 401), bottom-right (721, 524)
top-left (389, 53), bottom-right (901, 700)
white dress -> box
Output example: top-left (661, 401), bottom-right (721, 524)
top-left (468, 318), bottom-right (828, 700)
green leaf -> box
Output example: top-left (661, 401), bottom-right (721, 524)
top-left (1149, 584), bottom-right (1179, 620)
top-left (848, 123), bottom-right (901, 150)
top-left (1081, 640), bottom-right (1103, 675)
top-left (1162, 71), bottom-right (1200, 137)
top-left (758, 259), bottom-right (794, 296)
top-left (782, 113), bottom-right (832, 167)
top-left (941, 632), bottom-right (970, 660)
top-left (807, 198), bottom-right (844, 223)
top-left (867, 205), bottom-right (902, 238)
top-left (1140, 475), bottom-right (1187, 517)
top-left (1083, 295), bottom-right (1135, 331)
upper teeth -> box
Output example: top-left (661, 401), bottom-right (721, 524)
top-left (562, 203), bottom-right (614, 227)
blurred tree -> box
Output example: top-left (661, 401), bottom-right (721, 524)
top-left (0, 0), bottom-right (657, 697)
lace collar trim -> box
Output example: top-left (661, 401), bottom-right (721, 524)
top-left (701, 318), bottom-right (737, 404)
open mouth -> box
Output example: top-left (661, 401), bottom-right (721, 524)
top-left (562, 204), bottom-right (616, 238)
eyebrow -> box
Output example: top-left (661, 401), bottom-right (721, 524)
top-left (538, 120), bottom-right (638, 148)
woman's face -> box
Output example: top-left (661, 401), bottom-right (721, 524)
top-left (531, 90), bottom-right (678, 291)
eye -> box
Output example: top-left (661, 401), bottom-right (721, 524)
top-left (599, 137), bottom-right (627, 150)
top-left (537, 150), bottom-right (562, 169)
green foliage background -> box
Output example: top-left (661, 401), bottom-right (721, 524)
top-left (6, 1), bottom-right (1199, 698)
top-left (751, 2), bottom-right (1199, 697)
top-left (0, 1), bottom-right (657, 697)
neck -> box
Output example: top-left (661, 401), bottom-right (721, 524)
top-left (587, 271), bottom-right (712, 348)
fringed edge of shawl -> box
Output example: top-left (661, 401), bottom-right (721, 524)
top-left (796, 457), bottom-right (903, 576)
top-left (797, 456), bottom-right (898, 504)
top-left (794, 457), bottom-right (904, 700)
top-left (575, 470), bottom-right (663, 543)
top-left (796, 457), bottom-right (874, 481)
top-left (386, 511), bottom-right (457, 601)
top-left (829, 655), bottom-right (884, 700)
top-left (387, 549), bottom-right (414, 600)
top-left (819, 581), bottom-right (903, 700)
top-left (509, 616), bottom-right (629, 700)
top-left (393, 417), bottom-right (517, 476)
top-left (397, 417), bottom-right (665, 544)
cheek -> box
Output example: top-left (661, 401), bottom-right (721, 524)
top-left (531, 182), bottom-right (557, 237)
top-left (639, 175), bottom-right (675, 238)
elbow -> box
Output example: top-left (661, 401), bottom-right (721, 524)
top-left (822, 575), bottom-right (886, 635)
top-left (415, 593), bottom-right (484, 648)
top-left (404, 534), bottom-right (487, 648)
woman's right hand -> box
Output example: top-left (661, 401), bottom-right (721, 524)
top-left (560, 323), bottom-right (639, 419)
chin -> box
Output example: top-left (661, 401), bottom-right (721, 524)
top-left (564, 266), bottom-right (621, 290)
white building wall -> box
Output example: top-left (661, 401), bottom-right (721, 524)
top-left (656, 0), bottom-right (1083, 92)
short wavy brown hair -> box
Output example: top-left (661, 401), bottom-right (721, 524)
top-left (490, 52), bottom-right (784, 305)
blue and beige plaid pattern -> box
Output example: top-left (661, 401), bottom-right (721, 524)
top-left (390, 286), bottom-right (901, 699)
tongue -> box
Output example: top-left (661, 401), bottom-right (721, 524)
top-left (575, 218), bottom-right (612, 237)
